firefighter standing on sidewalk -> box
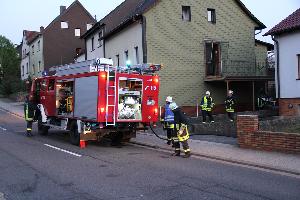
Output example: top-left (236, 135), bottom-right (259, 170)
top-left (161, 96), bottom-right (175, 145)
top-left (169, 102), bottom-right (191, 158)
top-left (225, 90), bottom-right (235, 122)
top-left (200, 91), bottom-right (215, 123)
top-left (24, 95), bottom-right (35, 136)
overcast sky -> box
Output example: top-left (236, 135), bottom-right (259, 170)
top-left (0, 0), bottom-right (299, 45)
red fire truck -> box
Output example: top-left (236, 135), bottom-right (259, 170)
top-left (29, 58), bottom-right (161, 146)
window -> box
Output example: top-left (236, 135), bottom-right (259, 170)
top-left (26, 63), bottom-right (28, 74)
top-left (38, 61), bottom-right (41, 72)
top-left (87, 23), bottom-right (93, 30)
top-left (48, 79), bottom-right (55, 91)
top-left (124, 50), bottom-right (129, 63)
top-left (38, 40), bottom-right (40, 51)
top-left (116, 54), bottom-right (120, 66)
top-left (32, 45), bottom-right (34, 55)
top-left (298, 54), bottom-right (300, 79)
top-left (98, 30), bottom-right (103, 47)
top-left (61, 21), bottom-right (68, 29)
top-left (32, 64), bottom-right (35, 75)
top-left (207, 8), bottom-right (216, 23)
top-left (75, 28), bottom-right (81, 37)
top-left (22, 65), bottom-right (24, 76)
top-left (134, 46), bottom-right (139, 64)
top-left (182, 6), bottom-right (191, 21)
top-left (91, 37), bottom-right (94, 51)
top-left (76, 48), bottom-right (82, 56)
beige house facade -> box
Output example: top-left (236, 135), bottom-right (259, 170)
top-left (83, 0), bottom-right (273, 113)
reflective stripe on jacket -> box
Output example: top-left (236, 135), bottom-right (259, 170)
top-left (164, 104), bottom-right (174, 122)
top-left (200, 96), bottom-right (214, 112)
top-left (24, 101), bottom-right (35, 121)
top-left (225, 97), bottom-right (235, 112)
top-left (176, 124), bottom-right (189, 142)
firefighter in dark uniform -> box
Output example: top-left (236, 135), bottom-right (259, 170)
top-left (161, 96), bottom-right (175, 145)
top-left (225, 90), bottom-right (235, 122)
top-left (200, 91), bottom-right (215, 123)
top-left (24, 95), bottom-right (36, 136)
top-left (169, 102), bottom-right (191, 158)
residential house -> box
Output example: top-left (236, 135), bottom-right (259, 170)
top-left (82, 0), bottom-right (273, 113)
top-left (21, 0), bottom-right (96, 78)
top-left (264, 8), bottom-right (300, 116)
top-left (20, 30), bottom-right (39, 80)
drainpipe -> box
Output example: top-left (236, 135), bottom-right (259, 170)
top-left (141, 16), bottom-right (147, 63)
top-left (272, 36), bottom-right (280, 99)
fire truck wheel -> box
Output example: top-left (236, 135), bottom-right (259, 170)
top-left (70, 122), bottom-right (80, 146)
top-left (38, 116), bottom-right (49, 136)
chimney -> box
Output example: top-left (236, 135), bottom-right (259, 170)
top-left (40, 26), bottom-right (44, 33)
top-left (60, 6), bottom-right (66, 14)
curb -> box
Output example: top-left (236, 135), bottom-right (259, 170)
top-left (130, 140), bottom-right (300, 177)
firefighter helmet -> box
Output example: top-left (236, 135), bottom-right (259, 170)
top-left (165, 96), bottom-right (173, 103)
top-left (206, 91), bottom-right (210, 95)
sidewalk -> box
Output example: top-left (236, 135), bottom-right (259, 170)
top-left (1, 98), bottom-right (300, 175)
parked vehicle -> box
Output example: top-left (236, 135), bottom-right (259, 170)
top-left (29, 58), bottom-right (161, 146)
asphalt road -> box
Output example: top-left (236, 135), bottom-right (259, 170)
top-left (0, 109), bottom-right (299, 200)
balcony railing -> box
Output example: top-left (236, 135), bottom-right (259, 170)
top-left (220, 60), bottom-right (274, 77)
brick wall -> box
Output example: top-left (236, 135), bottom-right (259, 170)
top-left (279, 98), bottom-right (300, 116)
top-left (237, 115), bottom-right (300, 154)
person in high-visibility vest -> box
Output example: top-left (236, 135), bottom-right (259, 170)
top-left (169, 102), bottom-right (191, 158)
top-left (161, 96), bottom-right (175, 145)
top-left (24, 95), bottom-right (36, 136)
top-left (225, 90), bottom-right (235, 122)
top-left (200, 91), bottom-right (215, 123)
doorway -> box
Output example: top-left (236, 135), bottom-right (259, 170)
top-left (205, 42), bottom-right (220, 77)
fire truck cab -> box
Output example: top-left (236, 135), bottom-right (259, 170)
top-left (30, 58), bottom-right (160, 146)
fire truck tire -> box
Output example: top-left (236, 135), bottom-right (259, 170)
top-left (38, 116), bottom-right (49, 136)
top-left (70, 122), bottom-right (80, 146)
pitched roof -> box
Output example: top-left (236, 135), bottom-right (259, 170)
top-left (43, 0), bottom-right (96, 34)
top-left (264, 8), bottom-right (300, 36)
top-left (82, 0), bottom-right (265, 39)
top-left (255, 39), bottom-right (274, 51)
top-left (24, 30), bottom-right (39, 41)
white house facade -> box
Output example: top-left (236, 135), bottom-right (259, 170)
top-left (265, 8), bottom-right (300, 116)
top-left (86, 28), bottom-right (104, 60)
top-left (276, 32), bottom-right (300, 98)
top-left (20, 31), bottom-right (33, 80)
top-left (105, 22), bottom-right (143, 66)
top-left (28, 34), bottom-right (44, 78)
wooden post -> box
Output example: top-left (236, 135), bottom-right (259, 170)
top-left (226, 81), bottom-right (229, 93)
top-left (252, 81), bottom-right (255, 111)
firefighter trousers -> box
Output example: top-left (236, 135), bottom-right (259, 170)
top-left (166, 128), bottom-right (173, 144)
top-left (202, 110), bottom-right (214, 122)
top-left (173, 138), bottom-right (190, 156)
top-left (26, 120), bottom-right (33, 136)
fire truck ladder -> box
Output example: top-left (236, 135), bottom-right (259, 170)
top-left (105, 66), bottom-right (117, 126)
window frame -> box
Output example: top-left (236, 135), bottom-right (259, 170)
top-left (91, 37), bottom-right (95, 51)
top-left (61, 21), bottom-right (69, 29)
top-left (297, 54), bottom-right (300, 80)
top-left (207, 8), bottom-right (216, 24)
top-left (134, 46), bottom-right (139, 64)
top-left (98, 30), bottom-right (103, 47)
top-left (75, 28), bottom-right (81, 37)
top-left (182, 6), bottom-right (191, 22)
